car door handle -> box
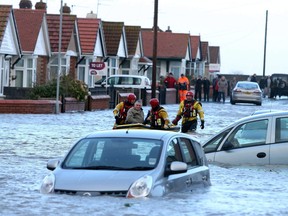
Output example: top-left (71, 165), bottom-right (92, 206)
top-left (257, 152), bottom-right (266, 158)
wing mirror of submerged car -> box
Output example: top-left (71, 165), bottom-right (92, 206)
top-left (47, 159), bottom-right (60, 171)
top-left (222, 141), bottom-right (234, 151)
top-left (164, 161), bottom-right (188, 177)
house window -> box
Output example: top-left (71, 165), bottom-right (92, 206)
top-left (14, 58), bottom-right (36, 87)
top-left (121, 60), bottom-right (130, 75)
top-left (107, 58), bottom-right (117, 76)
top-left (170, 62), bottom-right (181, 78)
top-left (15, 70), bottom-right (23, 87)
top-left (77, 58), bottom-right (93, 86)
top-left (50, 57), bottom-right (67, 80)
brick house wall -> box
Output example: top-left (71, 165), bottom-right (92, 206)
top-left (36, 56), bottom-right (49, 85)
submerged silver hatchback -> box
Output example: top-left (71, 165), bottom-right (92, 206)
top-left (40, 130), bottom-right (210, 198)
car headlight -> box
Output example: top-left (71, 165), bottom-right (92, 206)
top-left (126, 175), bottom-right (153, 198)
top-left (40, 173), bottom-right (55, 194)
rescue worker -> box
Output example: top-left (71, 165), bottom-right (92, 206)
top-left (144, 98), bottom-right (170, 129)
top-left (177, 73), bottom-right (190, 102)
top-left (113, 93), bottom-right (136, 126)
top-left (172, 91), bottom-right (204, 133)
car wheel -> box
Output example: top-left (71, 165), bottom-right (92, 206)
top-left (231, 100), bottom-right (235, 105)
top-left (256, 102), bottom-right (262, 106)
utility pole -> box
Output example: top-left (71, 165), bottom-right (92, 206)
top-left (152, 0), bottom-right (159, 98)
top-left (263, 10), bottom-right (268, 77)
top-left (56, 0), bottom-right (63, 114)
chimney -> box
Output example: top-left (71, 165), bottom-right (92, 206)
top-left (35, 0), bottom-right (47, 11)
top-left (86, 11), bottom-right (97, 19)
top-left (19, 0), bottom-right (32, 9)
top-left (165, 26), bottom-right (172, 33)
top-left (62, 3), bottom-right (71, 14)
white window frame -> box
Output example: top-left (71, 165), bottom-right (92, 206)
top-left (14, 57), bottom-right (37, 87)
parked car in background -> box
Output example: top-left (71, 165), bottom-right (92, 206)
top-left (99, 75), bottom-right (151, 89)
top-left (270, 73), bottom-right (288, 98)
top-left (40, 129), bottom-right (211, 197)
top-left (202, 111), bottom-right (288, 165)
top-left (94, 77), bottom-right (106, 87)
top-left (230, 81), bottom-right (262, 105)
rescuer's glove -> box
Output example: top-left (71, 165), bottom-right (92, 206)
top-left (163, 124), bottom-right (169, 129)
top-left (172, 115), bottom-right (181, 125)
top-left (200, 120), bottom-right (205, 129)
top-left (115, 116), bottom-right (120, 124)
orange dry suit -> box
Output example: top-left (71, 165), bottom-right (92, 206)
top-left (177, 76), bottom-right (190, 102)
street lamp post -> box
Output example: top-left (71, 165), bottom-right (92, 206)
top-left (152, 0), bottom-right (158, 98)
top-left (56, 0), bottom-right (63, 114)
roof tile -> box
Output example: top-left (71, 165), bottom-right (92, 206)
top-left (77, 18), bottom-right (101, 55)
top-left (102, 21), bottom-right (124, 56)
top-left (0, 5), bottom-right (12, 44)
top-left (46, 14), bottom-right (76, 52)
top-left (14, 9), bottom-right (45, 52)
top-left (142, 31), bottom-right (189, 59)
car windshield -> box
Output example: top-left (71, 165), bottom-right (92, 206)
top-left (63, 137), bottom-right (162, 170)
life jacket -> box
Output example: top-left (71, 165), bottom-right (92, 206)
top-left (119, 101), bottom-right (133, 120)
top-left (182, 100), bottom-right (197, 118)
top-left (150, 106), bottom-right (164, 128)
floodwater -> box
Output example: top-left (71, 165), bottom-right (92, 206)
top-left (1, 98), bottom-right (288, 215)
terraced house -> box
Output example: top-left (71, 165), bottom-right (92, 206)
top-left (0, 0), bottom-right (220, 99)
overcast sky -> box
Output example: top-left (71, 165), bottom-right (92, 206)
top-left (9, 0), bottom-right (288, 76)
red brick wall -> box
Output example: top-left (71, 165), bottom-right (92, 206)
top-left (0, 100), bottom-right (61, 114)
top-left (69, 57), bottom-right (77, 79)
top-left (88, 95), bottom-right (110, 111)
top-left (36, 56), bottom-right (49, 85)
top-left (63, 97), bottom-right (85, 112)
top-left (165, 88), bottom-right (177, 104)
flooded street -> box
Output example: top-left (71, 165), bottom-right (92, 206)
top-left (1, 99), bottom-right (288, 215)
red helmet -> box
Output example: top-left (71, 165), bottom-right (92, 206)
top-left (150, 98), bottom-right (159, 108)
top-left (127, 93), bottom-right (136, 103)
top-left (186, 91), bottom-right (194, 97)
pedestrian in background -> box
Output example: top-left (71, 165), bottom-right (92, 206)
top-left (164, 72), bottom-right (177, 88)
top-left (251, 73), bottom-right (257, 82)
top-left (202, 77), bottom-right (211, 102)
top-left (266, 75), bottom-right (272, 98)
top-left (259, 76), bottom-right (267, 98)
top-left (212, 75), bottom-right (219, 102)
top-left (217, 75), bottom-right (228, 103)
top-left (177, 73), bottom-right (190, 102)
top-left (195, 76), bottom-right (203, 101)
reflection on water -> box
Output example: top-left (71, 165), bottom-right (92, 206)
top-left (1, 101), bottom-right (288, 215)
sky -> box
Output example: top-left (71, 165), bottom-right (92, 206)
top-left (9, 0), bottom-right (288, 76)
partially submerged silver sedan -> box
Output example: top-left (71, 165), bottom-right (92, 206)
top-left (41, 130), bottom-right (211, 198)
top-left (203, 111), bottom-right (288, 165)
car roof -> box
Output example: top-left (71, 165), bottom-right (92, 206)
top-left (108, 75), bottom-right (148, 78)
top-left (84, 129), bottom-right (196, 141)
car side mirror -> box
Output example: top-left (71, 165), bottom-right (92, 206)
top-left (222, 141), bottom-right (234, 150)
top-left (47, 159), bottom-right (60, 171)
top-left (164, 161), bottom-right (187, 177)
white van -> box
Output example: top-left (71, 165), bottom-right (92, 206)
top-left (100, 75), bottom-right (151, 89)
